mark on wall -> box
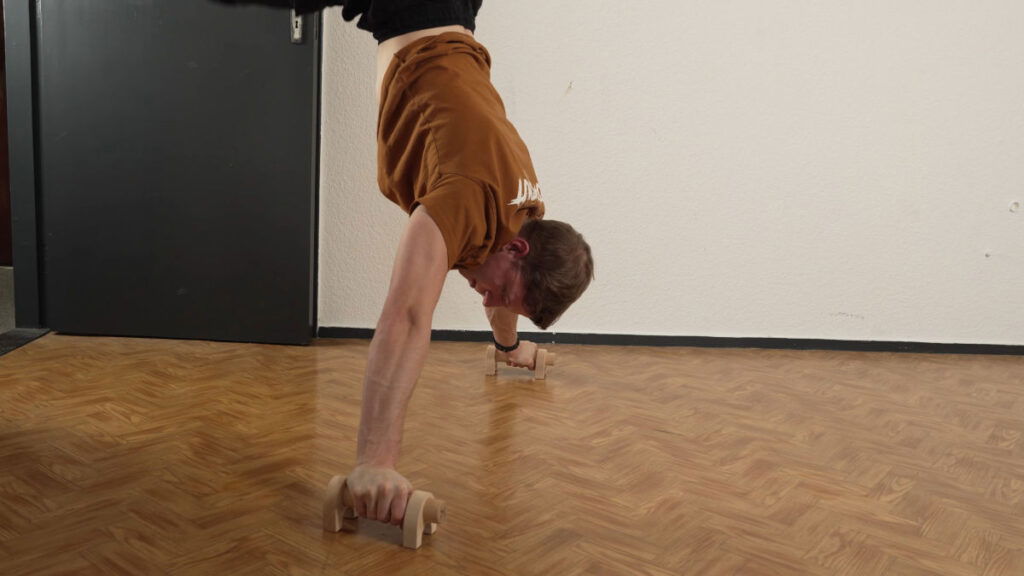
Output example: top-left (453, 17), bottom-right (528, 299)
top-left (564, 81), bottom-right (573, 96)
top-left (831, 312), bottom-right (866, 321)
top-left (1010, 201), bottom-right (1021, 213)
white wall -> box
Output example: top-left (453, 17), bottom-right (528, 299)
top-left (319, 1), bottom-right (1024, 345)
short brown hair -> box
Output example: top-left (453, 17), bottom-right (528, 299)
top-left (517, 219), bottom-right (594, 330)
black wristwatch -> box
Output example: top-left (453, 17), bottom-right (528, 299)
top-left (493, 337), bottom-right (520, 353)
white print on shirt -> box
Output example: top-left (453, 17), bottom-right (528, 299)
top-left (509, 177), bottom-right (542, 207)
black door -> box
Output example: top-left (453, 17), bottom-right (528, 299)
top-left (34, 0), bottom-right (318, 345)
top-left (1, 10), bottom-right (11, 266)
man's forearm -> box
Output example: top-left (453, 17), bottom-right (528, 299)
top-left (486, 306), bottom-right (518, 348)
top-left (357, 312), bottom-right (433, 467)
top-left (354, 206), bottom-right (448, 469)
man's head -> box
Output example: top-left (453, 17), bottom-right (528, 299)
top-left (459, 238), bottom-right (531, 316)
top-left (460, 219), bottom-right (594, 329)
top-left (517, 219), bottom-right (593, 329)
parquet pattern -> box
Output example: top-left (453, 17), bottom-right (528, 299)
top-left (1, 334), bottom-right (1023, 575)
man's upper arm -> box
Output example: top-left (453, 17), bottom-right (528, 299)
top-left (380, 206), bottom-right (449, 321)
top-left (416, 174), bottom-right (494, 270)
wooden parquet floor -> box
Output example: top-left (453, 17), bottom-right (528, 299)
top-left (1, 334), bottom-right (1023, 575)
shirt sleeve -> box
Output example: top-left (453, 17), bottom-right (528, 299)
top-left (415, 173), bottom-right (498, 270)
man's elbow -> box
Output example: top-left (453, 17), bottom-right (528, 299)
top-left (377, 302), bottom-right (434, 334)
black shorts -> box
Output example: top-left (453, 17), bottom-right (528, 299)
top-left (292, 1), bottom-right (481, 42)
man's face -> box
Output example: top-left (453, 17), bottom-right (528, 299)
top-left (460, 240), bottom-right (530, 316)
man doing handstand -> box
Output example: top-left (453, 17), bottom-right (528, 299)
top-left (226, 0), bottom-right (594, 525)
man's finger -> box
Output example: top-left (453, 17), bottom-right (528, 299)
top-left (376, 484), bottom-right (393, 524)
top-left (354, 489), bottom-right (371, 520)
top-left (390, 488), bottom-right (409, 526)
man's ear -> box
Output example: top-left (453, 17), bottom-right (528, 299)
top-left (506, 237), bottom-right (530, 259)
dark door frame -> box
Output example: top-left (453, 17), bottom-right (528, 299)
top-left (4, 0), bottom-right (42, 328)
top-left (3, 1), bottom-right (321, 335)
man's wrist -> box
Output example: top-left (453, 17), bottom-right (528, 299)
top-left (493, 337), bottom-right (520, 353)
top-left (357, 454), bottom-right (398, 468)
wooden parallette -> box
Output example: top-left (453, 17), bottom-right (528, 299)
top-left (323, 475), bottom-right (446, 550)
top-left (484, 344), bottom-right (557, 380)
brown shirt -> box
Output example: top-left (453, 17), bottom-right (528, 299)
top-left (377, 32), bottom-right (545, 269)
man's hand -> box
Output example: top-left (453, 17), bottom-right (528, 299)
top-left (345, 464), bottom-right (414, 526)
top-left (498, 340), bottom-right (538, 369)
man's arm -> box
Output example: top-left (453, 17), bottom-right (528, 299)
top-left (485, 305), bottom-right (517, 349)
top-left (485, 306), bottom-right (538, 369)
top-left (346, 205), bottom-right (448, 526)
